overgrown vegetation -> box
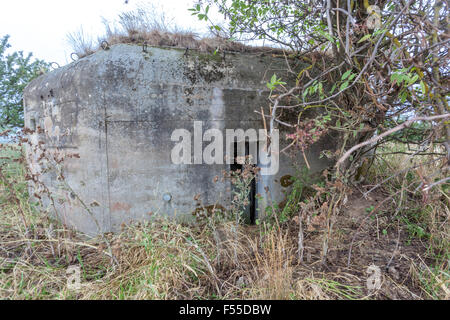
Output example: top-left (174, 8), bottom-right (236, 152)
top-left (66, 5), bottom-right (278, 59)
top-left (1, 1), bottom-right (448, 300)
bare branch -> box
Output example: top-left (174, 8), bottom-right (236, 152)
top-left (336, 114), bottom-right (450, 167)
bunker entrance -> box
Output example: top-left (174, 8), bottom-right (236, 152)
top-left (230, 141), bottom-right (257, 224)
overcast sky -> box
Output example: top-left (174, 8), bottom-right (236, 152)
top-left (0, 0), bottom-right (209, 66)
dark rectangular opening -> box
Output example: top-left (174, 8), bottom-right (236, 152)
top-left (230, 140), bottom-right (257, 224)
top-left (29, 118), bottom-right (36, 131)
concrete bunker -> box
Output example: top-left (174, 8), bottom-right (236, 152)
top-left (23, 44), bottom-right (338, 235)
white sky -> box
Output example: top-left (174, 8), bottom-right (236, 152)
top-left (0, 0), bottom-right (210, 66)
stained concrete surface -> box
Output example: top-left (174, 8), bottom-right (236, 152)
top-left (24, 44), bottom-right (338, 235)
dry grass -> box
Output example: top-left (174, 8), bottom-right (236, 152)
top-left (66, 6), bottom-right (283, 58)
top-left (66, 27), bottom-right (96, 58)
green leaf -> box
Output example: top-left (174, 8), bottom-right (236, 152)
top-left (340, 81), bottom-right (349, 91)
top-left (400, 90), bottom-right (408, 103)
top-left (420, 80), bottom-right (426, 95)
top-left (302, 88), bottom-right (309, 98)
top-left (357, 34), bottom-right (372, 43)
top-left (341, 70), bottom-right (352, 80)
top-left (330, 83), bottom-right (337, 94)
top-left (271, 74), bottom-right (277, 84)
top-left (409, 74), bottom-right (419, 85)
top-left (318, 29), bottom-right (335, 43)
top-left (390, 73), bottom-right (401, 84)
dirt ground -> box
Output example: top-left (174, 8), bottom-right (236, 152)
top-left (284, 189), bottom-right (444, 299)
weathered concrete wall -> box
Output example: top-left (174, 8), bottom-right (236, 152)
top-left (23, 44), bottom-right (337, 235)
